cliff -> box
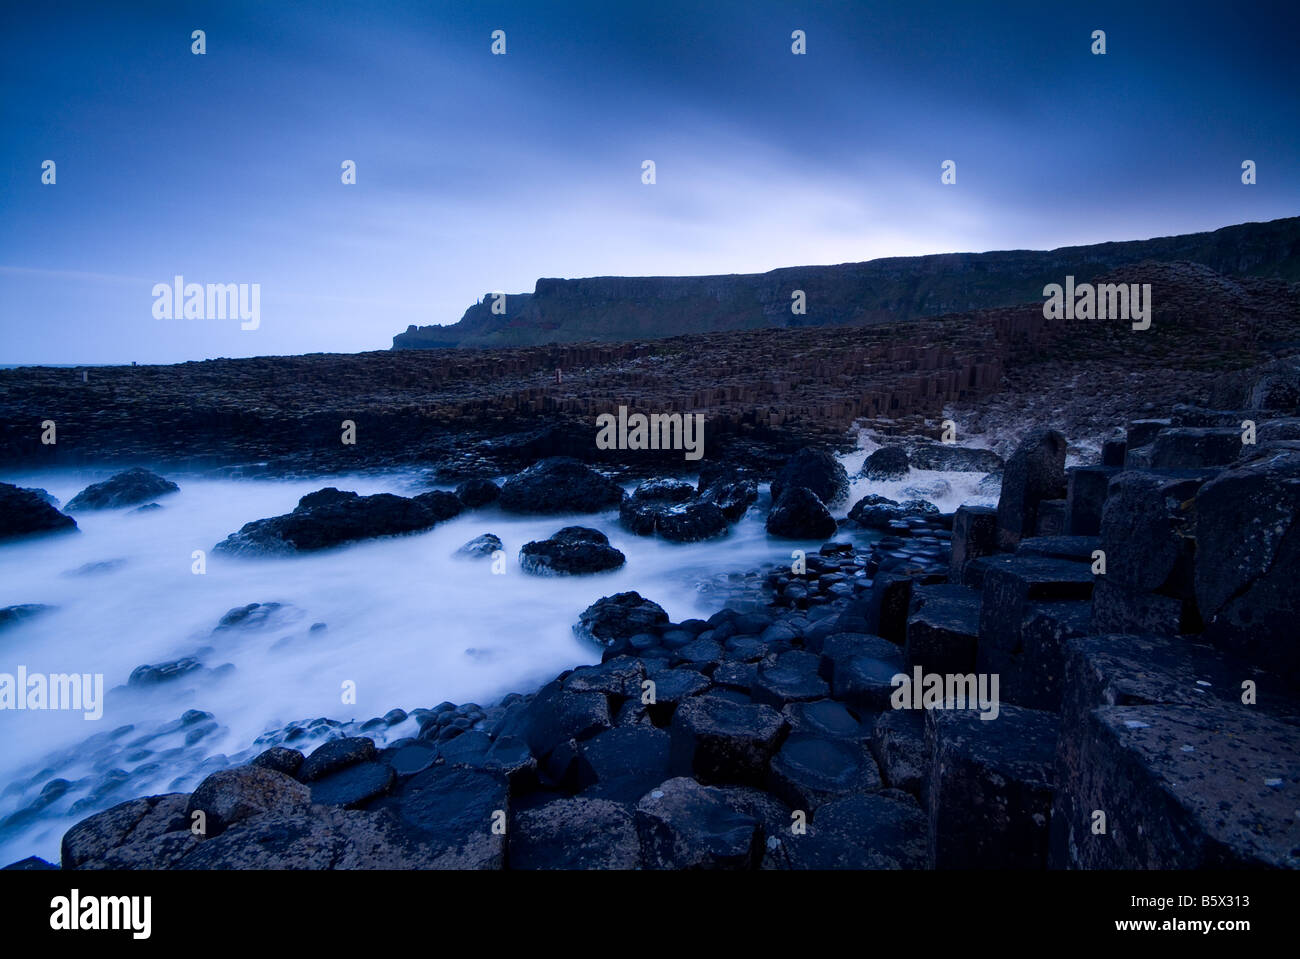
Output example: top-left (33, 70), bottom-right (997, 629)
top-left (393, 216), bottom-right (1300, 349)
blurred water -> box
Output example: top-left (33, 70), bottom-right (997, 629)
top-left (0, 451), bottom-right (995, 863)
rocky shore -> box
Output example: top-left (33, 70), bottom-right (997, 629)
top-left (6, 363), bottom-right (1299, 869)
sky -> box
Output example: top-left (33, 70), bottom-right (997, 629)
top-left (1, 0), bottom-right (1298, 365)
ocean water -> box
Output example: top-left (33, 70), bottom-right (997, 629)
top-left (0, 449), bottom-right (996, 863)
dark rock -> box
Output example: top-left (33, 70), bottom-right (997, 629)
top-left (926, 704), bottom-right (1059, 869)
top-left (766, 486), bottom-right (838, 539)
top-left (376, 765), bottom-right (509, 867)
top-left (454, 478), bottom-right (501, 508)
top-left (66, 468), bottom-right (178, 511)
top-left (1101, 439), bottom-right (1126, 466)
top-left (186, 767), bottom-right (312, 837)
top-left (620, 478), bottom-right (695, 534)
top-left (1195, 449), bottom-right (1300, 682)
top-left (698, 473), bottom-right (758, 521)
top-left (655, 501), bottom-right (729, 542)
top-left (870, 709), bottom-right (927, 797)
top-left (1126, 418), bottom-right (1172, 450)
top-left (573, 592), bottom-right (668, 648)
top-left (635, 777), bottom-right (761, 869)
top-left (128, 658), bottom-right (203, 687)
top-left (1149, 427), bottom-right (1244, 468)
top-left (519, 526), bottom-right (625, 575)
top-left (411, 489), bottom-right (464, 522)
top-left (308, 761), bottom-right (396, 808)
top-left (949, 505), bottom-right (997, 585)
top-left (509, 797), bottom-right (641, 869)
top-left (906, 443), bottom-right (1005, 473)
top-left (248, 747), bottom-right (304, 778)
top-left (454, 533), bottom-right (503, 559)
top-left (214, 488), bottom-right (450, 555)
top-left (996, 428), bottom-right (1068, 550)
top-left (61, 794), bottom-right (190, 868)
top-left (495, 680), bottom-right (611, 758)
top-left (298, 736), bottom-right (377, 782)
top-left (767, 734), bottom-right (882, 810)
top-left (0, 483), bottom-right (77, 541)
top-left (0, 603), bottom-right (55, 632)
top-left (905, 585), bottom-right (980, 674)
top-left (770, 447), bottom-right (850, 508)
top-left (669, 696), bottom-right (788, 786)
top-left (784, 791), bottom-right (927, 869)
top-left (847, 493), bottom-right (902, 529)
top-left (498, 457), bottom-right (624, 514)
top-left (575, 726), bottom-right (672, 802)
top-left (860, 446), bottom-right (909, 480)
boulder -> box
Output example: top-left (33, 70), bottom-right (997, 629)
top-left (1195, 449), bottom-right (1300, 682)
top-left (498, 457), bottom-right (624, 514)
top-left (926, 704), bottom-right (1059, 869)
top-left (766, 486), bottom-right (837, 539)
top-left (509, 797), bottom-right (641, 869)
top-left (860, 446), bottom-right (909, 480)
top-left (698, 472), bottom-right (758, 521)
top-left (213, 488), bottom-right (449, 555)
top-left (186, 766), bottom-right (312, 837)
top-left (0, 483), bottom-right (77, 541)
top-left (66, 468), bottom-right (178, 510)
top-left (906, 443), bottom-right (1005, 473)
top-left (996, 429), bottom-right (1067, 550)
top-left (454, 478), bottom-right (501, 508)
top-left (298, 736), bottom-right (377, 781)
top-left (573, 592), bottom-right (669, 648)
top-left (635, 777), bottom-right (762, 869)
top-left (519, 526), bottom-right (625, 575)
top-left (669, 696), bottom-right (788, 786)
top-left (454, 533), bottom-right (503, 559)
top-left (769, 447), bottom-right (849, 507)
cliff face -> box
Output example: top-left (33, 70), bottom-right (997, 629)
top-left (393, 216), bottom-right (1300, 349)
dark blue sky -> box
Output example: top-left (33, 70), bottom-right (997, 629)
top-left (2, 0), bottom-right (1298, 363)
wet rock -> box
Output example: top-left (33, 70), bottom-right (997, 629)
top-left (495, 680), bottom-right (611, 758)
top-left (454, 533), bottom-right (503, 559)
top-left (770, 447), bottom-right (849, 508)
top-left (214, 488), bottom-right (450, 555)
top-left (498, 457), bottom-right (624, 514)
top-left (1195, 449), bottom-right (1300, 682)
top-left (0, 603), bottom-right (55, 632)
top-left (575, 726), bottom-right (672, 803)
top-left (870, 709), bottom-right (926, 797)
top-left (519, 526), bottom-right (625, 575)
top-left (697, 473), bottom-right (758, 521)
top-left (186, 767), bottom-right (312, 837)
top-left (655, 501), bottom-right (729, 543)
top-left (782, 699), bottom-right (864, 742)
top-left (766, 486), bottom-right (837, 539)
top-left (767, 734), bottom-right (882, 810)
top-left (248, 747), bottom-right (304, 778)
top-left (0, 483), bottom-right (77, 541)
top-left (860, 446), bottom-right (909, 480)
top-left (509, 797), bottom-right (641, 869)
top-left (926, 704), bottom-right (1059, 869)
top-left (454, 478), bottom-right (501, 508)
top-left (66, 468), bottom-right (178, 511)
top-left (669, 696), bottom-right (788, 786)
top-left (309, 761), bottom-right (396, 808)
top-left (60, 793), bottom-right (189, 868)
top-left (128, 658), bottom-right (203, 687)
top-left (635, 777), bottom-right (761, 869)
top-left (619, 478), bottom-right (695, 534)
top-left (298, 736), bottom-right (377, 781)
top-left (411, 489), bottom-right (464, 522)
top-left (847, 493), bottom-right (900, 529)
top-left (996, 428), bottom-right (1068, 550)
top-left (573, 592), bottom-right (668, 648)
top-left (906, 443), bottom-right (1004, 473)
top-left (785, 791), bottom-right (928, 869)
top-left (377, 765), bottom-right (509, 868)
top-left (905, 585), bottom-right (980, 674)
